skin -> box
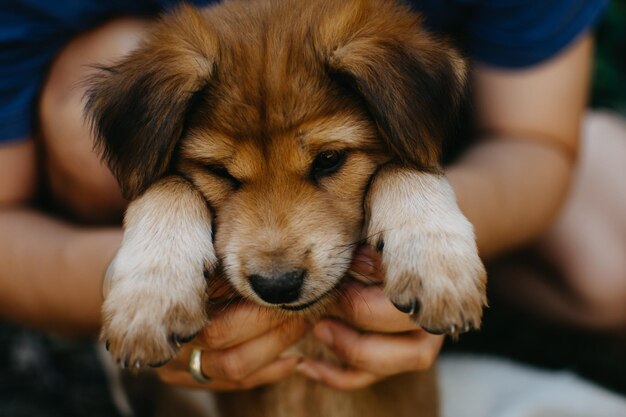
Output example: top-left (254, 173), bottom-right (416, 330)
top-left (1, 16), bottom-right (623, 392)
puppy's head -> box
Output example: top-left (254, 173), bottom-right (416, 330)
top-left (86, 0), bottom-right (467, 311)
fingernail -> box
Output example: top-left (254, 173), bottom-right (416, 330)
top-left (314, 324), bottom-right (334, 346)
top-left (296, 362), bottom-right (320, 381)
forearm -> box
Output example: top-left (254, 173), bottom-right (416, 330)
top-left (450, 33), bottom-right (591, 260)
top-left (447, 137), bottom-right (574, 260)
top-left (0, 208), bottom-right (122, 337)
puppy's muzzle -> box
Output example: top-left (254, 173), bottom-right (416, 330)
top-left (248, 269), bottom-right (306, 304)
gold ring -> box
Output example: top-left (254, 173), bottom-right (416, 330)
top-left (189, 348), bottom-right (210, 384)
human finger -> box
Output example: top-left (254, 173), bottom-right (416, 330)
top-left (296, 360), bottom-right (379, 390)
top-left (192, 300), bottom-right (295, 350)
top-left (198, 319), bottom-right (307, 381)
top-left (311, 319), bottom-right (443, 376)
top-left (157, 355), bottom-right (300, 391)
top-left (338, 283), bottom-right (421, 333)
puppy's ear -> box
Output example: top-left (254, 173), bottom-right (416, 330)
top-left (321, 1), bottom-right (467, 169)
top-left (85, 6), bottom-right (217, 199)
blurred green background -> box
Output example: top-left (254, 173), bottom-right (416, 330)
top-left (592, 0), bottom-right (626, 114)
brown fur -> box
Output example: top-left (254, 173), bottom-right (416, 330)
top-left (86, 1), bottom-right (486, 416)
top-left (86, 0), bottom-right (467, 199)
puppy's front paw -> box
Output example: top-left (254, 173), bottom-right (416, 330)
top-left (101, 253), bottom-right (211, 368)
top-left (100, 177), bottom-right (217, 368)
top-left (373, 226), bottom-right (486, 336)
top-left (366, 168), bottom-right (487, 337)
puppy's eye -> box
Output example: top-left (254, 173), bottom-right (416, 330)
top-left (310, 150), bottom-right (347, 180)
top-left (204, 164), bottom-right (242, 189)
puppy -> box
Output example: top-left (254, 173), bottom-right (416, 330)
top-left (86, 0), bottom-right (487, 416)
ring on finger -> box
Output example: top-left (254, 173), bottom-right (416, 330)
top-left (189, 348), bottom-right (211, 384)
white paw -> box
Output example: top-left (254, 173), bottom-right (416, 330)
top-left (101, 248), bottom-right (212, 368)
top-left (365, 167), bottom-right (487, 336)
top-left (371, 225), bottom-right (486, 335)
top-left (101, 177), bottom-right (216, 368)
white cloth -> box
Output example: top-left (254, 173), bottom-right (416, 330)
top-left (439, 354), bottom-right (626, 417)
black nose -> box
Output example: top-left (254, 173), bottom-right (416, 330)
top-left (248, 269), bottom-right (306, 304)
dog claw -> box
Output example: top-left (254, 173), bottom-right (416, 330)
top-left (423, 323), bottom-right (475, 336)
top-left (170, 331), bottom-right (199, 349)
top-left (148, 359), bottom-right (170, 368)
top-left (422, 326), bottom-right (446, 335)
top-left (170, 333), bottom-right (182, 348)
top-left (177, 332), bottom-right (199, 344)
top-left (105, 340), bottom-right (110, 351)
top-left (392, 299), bottom-right (420, 316)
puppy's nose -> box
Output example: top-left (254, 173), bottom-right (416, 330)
top-left (248, 269), bottom-right (306, 304)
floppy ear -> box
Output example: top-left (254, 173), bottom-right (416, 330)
top-left (85, 5), bottom-right (217, 199)
top-left (322, 1), bottom-right (467, 170)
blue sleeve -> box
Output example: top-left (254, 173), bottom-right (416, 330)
top-left (410, 0), bottom-right (607, 69)
top-left (466, 0), bottom-right (607, 68)
top-left (0, 0), bottom-right (215, 144)
top-left (0, 3), bottom-right (61, 144)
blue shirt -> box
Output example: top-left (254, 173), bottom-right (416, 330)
top-left (0, 0), bottom-right (607, 143)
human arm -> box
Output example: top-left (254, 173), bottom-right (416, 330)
top-left (2, 158), bottom-right (305, 385)
top-left (0, 139), bottom-right (121, 337)
top-left (0, 16), bottom-right (157, 337)
top-left (448, 34), bottom-right (593, 259)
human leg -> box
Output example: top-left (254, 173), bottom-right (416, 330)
top-left (491, 111), bottom-right (626, 331)
top-left (39, 18), bottom-right (151, 223)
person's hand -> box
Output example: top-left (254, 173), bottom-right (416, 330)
top-left (296, 245), bottom-right (444, 390)
top-left (156, 300), bottom-right (307, 391)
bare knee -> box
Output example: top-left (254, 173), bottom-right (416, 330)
top-left (40, 65), bottom-right (125, 223)
top-left (38, 18), bottom-right (150, 223)
top-left (566, 261), bottom-right (626, 330)
top-left (537, 110), bottom-right (626, 329)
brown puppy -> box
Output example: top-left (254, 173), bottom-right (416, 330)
top-left (86, 0), bottom-right (487, 416)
